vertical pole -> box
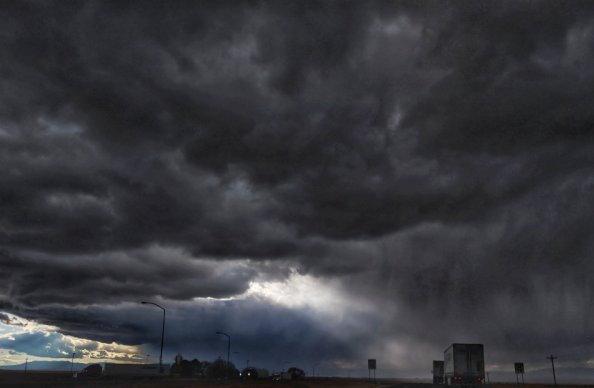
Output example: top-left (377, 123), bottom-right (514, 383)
top-left (516, 372), bottom-right (519, 384)
top-left (25, 358), bottom-right (28, 374)
top-left (159, 308), bottom-right (165, 374)
top-left (70, 352), bottom-right (75, 373)
top-left (227, 336), bottom-right (230, 376)
top-left (547, 355), bottom-right (557, 386)
top-left (215, 332), bottom-right (231, 378)
top-left (141, 302), bottom-right (166, 375)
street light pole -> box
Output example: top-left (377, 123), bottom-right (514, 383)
top-left (70, 352), bottom-right (75, 373)
top-left (216, 331), bottom-right (231, 377)
top-left (141, 301), bottom-right (166, 374)
top-left (233, 351), bottom-right (240, 370)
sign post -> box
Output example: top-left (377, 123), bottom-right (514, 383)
top-left (514, 362), bottom-right (525, 384)
top-left (368, 359), bottom-right (376, 383)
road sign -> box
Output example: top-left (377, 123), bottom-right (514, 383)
top-left (515, 362), bottom-right (524, 374)
top-left (368, 359), bottom-right (376, 370)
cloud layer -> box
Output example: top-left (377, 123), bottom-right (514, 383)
top-left (1, 0), bottom-right (594, 375)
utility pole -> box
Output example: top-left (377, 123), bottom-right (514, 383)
top-left (233, 351), bottom-right (240, 369)
top-left (216, 332), bottom-right (231, 378)
top-left (547, 355), bottom-right (558, 386)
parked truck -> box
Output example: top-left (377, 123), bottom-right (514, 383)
top-left (433, 360), bottom-right (445, 384)
top-left (444, 343), bottom-right (484, 385)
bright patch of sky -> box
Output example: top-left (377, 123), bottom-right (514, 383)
top-left (244, 269), bottom-right (374, 326)
top-left (0, 313), bottom-right (141, 366)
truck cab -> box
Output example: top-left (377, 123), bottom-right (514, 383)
top-left (433, 360), bottom-right (445, 384)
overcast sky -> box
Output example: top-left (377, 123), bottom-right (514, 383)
top-left (1, 0), bottom-right (594, 378)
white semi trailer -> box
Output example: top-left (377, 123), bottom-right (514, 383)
top-left (444, 344), bottom-right (485, 385)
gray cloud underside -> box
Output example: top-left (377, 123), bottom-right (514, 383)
top-left (1, 0), bottom-right (594, 371)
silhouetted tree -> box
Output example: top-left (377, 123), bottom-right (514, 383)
top-left (170, 356), bottom-right (182, 377)
top-left (179, 360), bottom-right (193, 377)
top-left (200, 361), bottom-right (211, 377)
top-left (206, 357), bottom-right (239, 379)
top-left (190, 359), bottom-right (202, 377)
top-left (170, 356), bottom-right (204, 377)
top-left (288, 367), bottom-right (305, 379)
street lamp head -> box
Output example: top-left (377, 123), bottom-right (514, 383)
top-left (141, 301), bottom-right (147, 304)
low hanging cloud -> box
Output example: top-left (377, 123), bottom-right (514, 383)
top-left (0, 247), bottom-right (260, 306)
top-left (1, 0), bottom-right (594, 375)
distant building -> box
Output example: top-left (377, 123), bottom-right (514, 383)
top-left (175, 354), bottom-right (183, 365)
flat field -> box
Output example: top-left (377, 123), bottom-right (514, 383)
top-left (1, 371), bottom-right (592, 388)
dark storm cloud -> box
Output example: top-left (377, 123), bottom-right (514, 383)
top-left (1, 0), bottom-right (594, 373)
top-left (0, 247), bottom-right (258, 306)
top-left (0, 313), bottom-right (10, 325)
top-left (403, 1), bottom-right (594, 153)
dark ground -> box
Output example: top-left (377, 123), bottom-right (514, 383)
top-left (1, 371), bottom-right (592, 388)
